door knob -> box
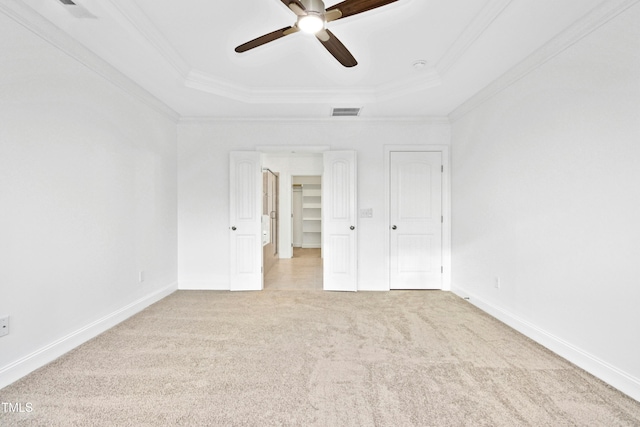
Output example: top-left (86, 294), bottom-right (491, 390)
top-left (392, 225), bottom-right (397, 230)
top-left (350, 226), bottom-right (355, 230)
top-left (231, 226), bottom-right (237, 231)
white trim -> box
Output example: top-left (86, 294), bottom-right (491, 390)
top-left (0, 0), bottom-right (179, 123)
top-left (184, 66), bottom-right (441, 105)
top-left (0, 283), bottom-right (178, 390)
top-left (179, 117), bottom-right (451, 124)
top-left (258, 145), bottom-right (330, 154)
top-left (100, 0), bottom-right (192, 79)
top-left (384, 145), bottom-right (451, 291)
top-left (449, 0), bottom-right (640, 122)
top-left (436, 0), bottom-right (513, 75)
top-left (452, 289), bottom-right (640, 403)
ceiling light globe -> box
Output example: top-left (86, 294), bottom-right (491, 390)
top-left (298, 14), bottom-right (324, 34)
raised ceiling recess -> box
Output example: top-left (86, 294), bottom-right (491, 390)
top-left (235, 0), bottom-right (399, 68)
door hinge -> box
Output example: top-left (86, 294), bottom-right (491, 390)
top-left (441, 216), bottom-right (443, 223)
top-left (441, 266), bottom-right (444, 274)
top-left (441, 165), bottom-right (444, 173)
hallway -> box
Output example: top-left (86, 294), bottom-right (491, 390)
top-left (264, 248), bottom-right (322, 291)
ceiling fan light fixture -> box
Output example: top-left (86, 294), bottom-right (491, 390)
top-left (298, 13), bottom-right (324, 34)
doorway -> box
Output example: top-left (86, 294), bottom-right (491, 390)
top-left (263, 247), bottom-right (323, 290)
top-left (265, 175), bottom-right (323, 290)
top-left (230, 150), bottom-right (357, 292)
top-left (292, 175), bottom-right (322, 251)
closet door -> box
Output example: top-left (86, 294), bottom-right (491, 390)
top-left (389, 151), bottom-right (442, 289)
top-left (323, 151), bottom-right (357, 292)
top-left (229, 152), bottom-right (263, 291)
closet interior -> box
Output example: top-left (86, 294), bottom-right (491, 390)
top-left (292, 176), bottom-right (322, 249)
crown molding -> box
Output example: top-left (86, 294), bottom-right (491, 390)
top-left (185, 67), bottom-right (441, 104)
top-left (0, 0), bottom-right (180, 122)
top-left (184, 69), bottom-right (376, 104)
top-left (448, 0), bottom-right (640, 123)
top-left (100, 0), bottom-right (191, 79)
top-left (436, 0), bottom-right (513, 76)
top-left (179, 116), bottom-right (450, 124)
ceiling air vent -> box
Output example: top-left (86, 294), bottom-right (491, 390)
top-left (332, 107), bottom-right (361, 117)
top-left (58, 0), bottom-right (76, 4)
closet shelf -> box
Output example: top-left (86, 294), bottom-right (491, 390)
top-left (295, 180), bottom-right (322, 249)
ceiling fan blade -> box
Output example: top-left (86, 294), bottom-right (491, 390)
top-left (326, 0), bottom-right (398, 20)
top-left (316, 29), bottom-right (357, 67)
top-left (283, 26), bottom-right (300, 36)
top-left (324, 9), bottom-right (343, 22)
top-left (288, 3), bottom-right (306, 16)
top-left (281, 0), bottom-right (306, 15)
top-left (235, 26), bottom-right (297, 53)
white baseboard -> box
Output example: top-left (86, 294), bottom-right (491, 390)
top-left (301, 244), bottom-right (321, 249)
top-left (451, 288), bottom-right (640, 403)
top-left (0, 282), bottom-right (178, 390)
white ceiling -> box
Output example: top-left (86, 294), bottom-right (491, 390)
top-left (7, 0), bottom-right (610, 118)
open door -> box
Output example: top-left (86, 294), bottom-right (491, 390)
top-left (229, 151), bottom-right (263, 291)
top-left (323, 151), bottom-right (357, 292)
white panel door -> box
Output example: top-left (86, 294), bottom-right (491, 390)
top-left (323, 151), bottom-right (357, 292)
top-left (390, 152), bottom-right (442, 290)
top-left (229, 152), bottom-right (263, 291)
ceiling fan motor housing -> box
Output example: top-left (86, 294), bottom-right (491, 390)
top-left (300, 0), bottom-right (326, 14)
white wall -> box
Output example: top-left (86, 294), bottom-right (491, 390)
top-left (450, 4), bottom-right (640, 400)
top-left (0, 13), bottom-right (178, 387)
top-left (178, 120), bottom-right (450, 291)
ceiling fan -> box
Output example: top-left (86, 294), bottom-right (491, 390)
top-left (235, 0), bottom-right (399, 68)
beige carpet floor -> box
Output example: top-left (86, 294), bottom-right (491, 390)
top-left (1, 290), bottom-right (639, 426)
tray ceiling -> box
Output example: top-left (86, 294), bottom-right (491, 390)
top-left (2, 0), bottom-right (621, 118)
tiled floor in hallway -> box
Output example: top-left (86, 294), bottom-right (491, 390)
top-left (264, 248), bottom-right (322, 291)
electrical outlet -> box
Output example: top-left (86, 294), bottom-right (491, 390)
top-left (0, 316), bottom-right (9, 337)
top-left (494, 276), bottom-right (501, 289)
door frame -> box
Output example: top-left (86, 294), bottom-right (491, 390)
top-left (384, 145), bottom-right (451, 291)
